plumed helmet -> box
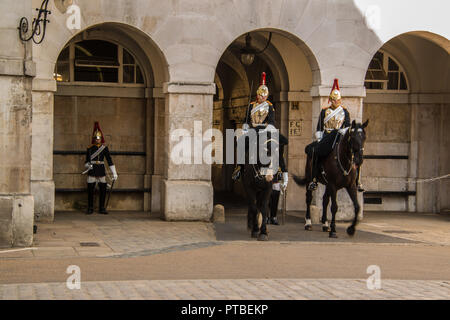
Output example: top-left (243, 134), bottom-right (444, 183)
top-left (91, 121), bottom-right (105, 144)
top-left (329, 78), bottom-right (341, 102)
top-left (256, 72), bottom-right (269, 98)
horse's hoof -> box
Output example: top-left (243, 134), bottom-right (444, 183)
top-left (347, 226), bottom-right (356, 236)
top-left (322, 226), bottom-right (331, 232)
top-left (329, 232), bottom-right (338, 238)
top-left (305, 225), bottom-right (312, 231)
top-left (251, 231), bottom-right (259, 238)
top-left (257, 233), bottom-right (269, 241)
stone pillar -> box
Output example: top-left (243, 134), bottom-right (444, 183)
top-left (310, 85), bottom-right (365, 221)
top-left (151, 88), bottom-right (165, 214)
top-left (0, 0), bottom-right (34, 247)
top-left (160, 82), bottom-right (215, 221)
top-left (144, 90), bottom-right (154, 212)
top-left (31, 78), bottom-right (56, 222)
top-left (407, 102), bottom-right (419, 212)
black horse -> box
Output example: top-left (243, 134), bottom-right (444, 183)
top-left (240, 128), bottom-right (278, 241)
top-left (293, 120), bottom-right (369, 238)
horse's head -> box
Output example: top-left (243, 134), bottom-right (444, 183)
top-left (348, 119), bottom-right (369, 166)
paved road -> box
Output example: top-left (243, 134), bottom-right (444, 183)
top-left (1, 279), bottom-right (449, 300)
top-left (0, 211), bottom-right (449, 300)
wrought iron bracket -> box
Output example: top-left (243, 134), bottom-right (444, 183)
top-left (18, 0), bottom-right (51, 44)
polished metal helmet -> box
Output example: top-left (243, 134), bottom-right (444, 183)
top-left (91, 121), bottom-right (105, 144)
top-left (329, 78), bottom-right (341, 102)
top-left (256, 72), bottom-right (269, 98)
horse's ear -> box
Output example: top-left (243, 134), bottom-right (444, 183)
top-left (351, 120), bottom-right (356, 128)
top-left (362, 119), bottom-right (369, 129)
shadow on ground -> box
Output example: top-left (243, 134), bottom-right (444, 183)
top-left (215, 212), bottom-right (419, 244)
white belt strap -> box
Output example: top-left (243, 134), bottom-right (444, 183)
top-left (250, 101), bottom-right (269, 115)
top-left (90, 145), bottom-right (106, 161)
top-left (324, 106), bottom-right (343, 124)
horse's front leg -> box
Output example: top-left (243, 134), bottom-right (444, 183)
top-left (322, 187), bottom-right (331, 232)
top-left (257, 187), bottom-right (271, 241)
top-left (305, 189), bottom-right (313, 231)
top-left (329, 187), bottom-right (338, 238)
top-left (345, 185), bottom-right (360, 236)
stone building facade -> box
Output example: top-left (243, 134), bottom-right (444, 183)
top-left (0, 0), bottom-right (448, 246)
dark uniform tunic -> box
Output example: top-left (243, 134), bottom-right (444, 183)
top-left (85, 144), bottom-right (114, 177)
top-left (245, 101), bottom-right (276, 128)
top-left (305, 106), bottom-right (350, 158)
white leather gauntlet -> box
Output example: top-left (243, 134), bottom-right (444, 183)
top-left (338, 127), bottom-right (349, 135)
top-left (110, 165), bottom-right (118, 180)
top-left (315, 131), bottom-right (323, 142)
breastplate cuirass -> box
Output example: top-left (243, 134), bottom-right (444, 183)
top-left (324, 107), bottom-right (345, 132)
top-left (250, 102), bottom-right (269, 126)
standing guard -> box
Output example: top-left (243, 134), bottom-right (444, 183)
top-left (305, 79), bottom-right (364, 191)
top-left (84, 122), bottom-right (118, 214)
top-left (268, 133), bottom-right (289, 225)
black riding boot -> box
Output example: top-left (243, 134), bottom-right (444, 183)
top-left (98, 182), bottom-right (108, 214)
top-left (269, 190), bottom-right (280, 225)
top-left (87, 183), bottom-right (95, 214)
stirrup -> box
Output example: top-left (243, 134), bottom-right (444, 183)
top-left (307, 181), bottom-right (318, 191)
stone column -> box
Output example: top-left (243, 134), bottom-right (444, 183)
top-left (0, 0), bottom-right (34, 247)
top-left (151, 88), bottom-right (165, 214)
top-left (407, 102), bottom-right (419, 212)
top-left (31, 78), bottom-right (56, 222)
top-left (160, 82), bottom-right (215, 221)
top-left (310, 85), bottom-right (365, 221)
top-left (143, 88), bottom-right (154, 212)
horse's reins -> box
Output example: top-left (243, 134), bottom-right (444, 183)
top-left (336, 130), bottom-right (355, 176)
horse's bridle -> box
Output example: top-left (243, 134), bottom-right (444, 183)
top-left (337, 129), bottom-right (364, 176)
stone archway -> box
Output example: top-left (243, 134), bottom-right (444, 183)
top-left (362, 31), bottom-right (450, 213)
top-left (212, 28), bottom-right (318, 212)
top-left (31, 22), bottom-right (169, 221)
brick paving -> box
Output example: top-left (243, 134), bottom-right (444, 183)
top-left (0, 279), bottom-right (449, 300)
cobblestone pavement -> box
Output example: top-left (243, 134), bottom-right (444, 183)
top-left (1, 279), bottom-right (449, 300)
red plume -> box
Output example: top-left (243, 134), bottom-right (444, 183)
top-left (331, 78), bottom-right (340, 92)
top-left (91, 121), bottom-right (105, 144)
top-left (260, 72), bottom-right (266, 86)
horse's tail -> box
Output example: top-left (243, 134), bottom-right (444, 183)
top-left (292, 174), bottom-right (307, 186)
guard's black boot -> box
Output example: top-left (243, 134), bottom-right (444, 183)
top-left (269, 190), bottom-right (280, 224)
top-left (87, 183), bottom-right (95, 214)
top-left (98, 182), bottom-right (108, 214)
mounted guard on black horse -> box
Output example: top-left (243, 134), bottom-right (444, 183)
top-left (293, 79), bottom-right (369, 238)
top-left (232, 72), bottom-right (288, 241)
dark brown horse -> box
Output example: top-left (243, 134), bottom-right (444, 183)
top-left (293, 120), bottom-right (369, 238)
